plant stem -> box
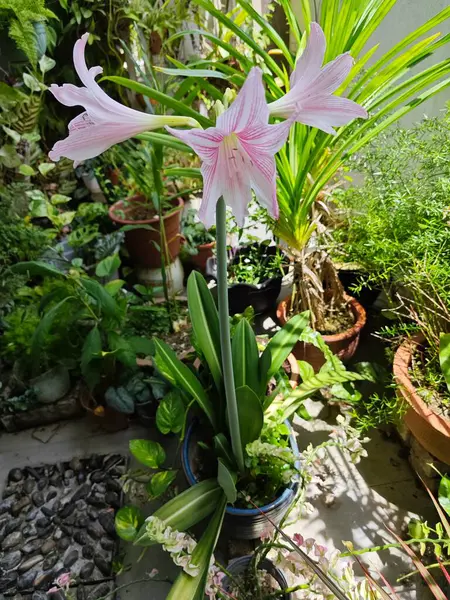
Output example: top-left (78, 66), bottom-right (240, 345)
top-left (340, 537), bottom-right (450, 557)
top-left (216, 196), bottom-right (244, 473)
top-left (396, 559), bottom-right (450, 582)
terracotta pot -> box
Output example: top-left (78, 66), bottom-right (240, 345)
top-left (189, 242), bottom-right (215, 273)
top-left (393, 334), bottom-right (450, 464)
top-left (276, 294), bottom-right (367, 371)
top-left (109, 195), bottom-right (183, 268)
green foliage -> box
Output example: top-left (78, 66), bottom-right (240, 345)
top-left (115, 505), bottom-right (145, 542)
top-left (228, 244), bottom-right (287, 286)
top-left (439, 475), bottom-right (450, 517)
top-left (181, 208), bottom-right (215, 256)
top-left (129, 439), bottom-right (166, 469)
top-left (332, 111), bottom-right (450, 310)
top-left (0, 0), bottom-right (57, 66)
top-left (147, 470), bottom-right (178, 499)
top-left (156, 390), bottom-right (185, 435)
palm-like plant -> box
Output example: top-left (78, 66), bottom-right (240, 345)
top-left (108, 0), bottom-right (450, 329)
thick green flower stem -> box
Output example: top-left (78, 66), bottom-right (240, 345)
top-left (216, 196), bottom-right (245, 473)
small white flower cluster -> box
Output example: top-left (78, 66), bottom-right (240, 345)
top-left (205, 563), bottom-right (226, 600)
top-left (329, 414), bottom-right (370, 464)
top-left (246, 439), bottom-right (299, 483)
top-left (145, 516), bottom-right (226, 596)
top-left (272, 535), bottom-right (381, 600)
top-left (146, 516), bottom-right (199, 577)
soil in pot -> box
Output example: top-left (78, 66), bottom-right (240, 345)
top-left (222, 556), bottom-right (291, 599)
top-left (109, 195), bottom-right (183, 268)
top-left (394, 334), bottom-right (450, 464)
top-left (277, 294), bottom-right (366, 371)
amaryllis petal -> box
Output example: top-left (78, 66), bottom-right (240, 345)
top-left (307, 52), bottom-right (354, 96)
top-left (165, 127), bottom-right (223, 162)
top-left (198, 162), bottom-right (221, 228)
top-left (297, 96), bottom-right (368, 134)
top-left (290, 22), bottom-right (325, 88)
top-left (239, 119), bottom-right (293, 155)
top-left (167, 68), bottom-right (289, 227)
top-left (49, 121), bottom-right (146, 167)
top-left (216, 67), bottom-right (269, 134)
top-left (247, 153), bottom-right (278, 220)
top-left (49, 33), bottom-right (199, 165)
top-left (268, 22), bottom-right (367, 133)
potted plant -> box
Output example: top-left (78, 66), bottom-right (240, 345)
top-left (47, 31), bottom-right (370, 598)
top-left (142, 2), bottom-right (450, 368)
top-left (328, 112), bottom-right (450, 460)
top-left (11, 261), bottom-right (156, 424)
top-left (207, 242), bottom-right (289, 315)
top-left (180, 207), bottom-right (216, 273)
top-left (393, 301), bottom-right (450, 464)
top-left (107, 140), bottom-right (185, 269)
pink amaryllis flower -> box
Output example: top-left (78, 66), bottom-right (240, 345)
top-left (49, 33), bottom-right (199, 167)
top-left (167, 67), bottom-right (291, 227)
top-left (268, 22), bottom-right (367, 134)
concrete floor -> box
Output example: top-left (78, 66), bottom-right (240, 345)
top-left (0, 410), bottom-right (437, 600)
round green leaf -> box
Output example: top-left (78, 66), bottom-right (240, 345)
top-left (115, 505), bottom-right (144, 541)
top-left (18, 164), bottom-right (36, 176)
top-left (96, 254), bottom-right (121, 278)
top-left (38, 162), bottom-right (56, 176)
top-left (156, 391), bottom-right (185, 435)
top-left (129, 439), bottom-right (165, 468)
top-left (147, 470), bottom-right (178, 499)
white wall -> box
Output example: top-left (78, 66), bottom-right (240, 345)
top-left (366, 0), bottom-right (450, 125)
top-left (284, 0), bottom-right (450, 125)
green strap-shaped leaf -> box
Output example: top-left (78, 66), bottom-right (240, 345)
top-left (274, 367), bottom-right (368, 422)
top-left (217, 459), bottom-right (237, 504)
top-left (166, 495), bottom-right (227, 600)
top-left (137, 131), bottom-right (193, 153)
top-left (134, 480), bottom-right (222, 546)
top-left (81, 326), bottom-right (102, 374)
top-left (232, 318), bottom-right (260, 397)
top-left (104, 75), bottom-right (212, 128)
top-left (259, 311), bottom-right (310, 387)
top-left (79, 277), bottom-right (120, 319)
top-left (153, 338), bottom-right (217, 430)
top-left (11, 260), bottom-right (66, 278)
top-left (439, 333), bottom-right (450, 392)
top-left (213, 434), bottom-right (235, 469)
top-left (187, 271), bottom-right (223, 392)
top-left (236, 385), bottom-right (264, 453)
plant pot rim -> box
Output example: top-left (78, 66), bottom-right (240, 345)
top-left (182, 419), bottom-right (299, 517)
top-left (393, 333), bottom-right (450, 438)
top-left (224, 555), bottom-right (291, 599)
top-left (109, 195), bottom-right (183, 225)
top-left (276, 293), bottom-right (366, 343)
top-left (197, 241), bottom-right (216, 250)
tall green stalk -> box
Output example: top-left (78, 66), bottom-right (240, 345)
top-left (215, 196), bottom-right (244, 473)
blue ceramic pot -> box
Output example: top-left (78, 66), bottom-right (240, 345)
top-left (222, 555), bottom-right (292, 599)
top-left (181, 420), bottom-right (300, 540)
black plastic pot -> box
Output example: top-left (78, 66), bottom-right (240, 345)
top-left (338, 268), bottom-right (381, 309)
top-left (205, 244), bottom-right (289, 315)
top-left (222, 555), bottom-right (292, 599)
top-left (181, 421), bottom-right (300, 540)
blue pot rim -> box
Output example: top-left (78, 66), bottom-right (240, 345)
top-left (182, 419), bottom-right (300, 517)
